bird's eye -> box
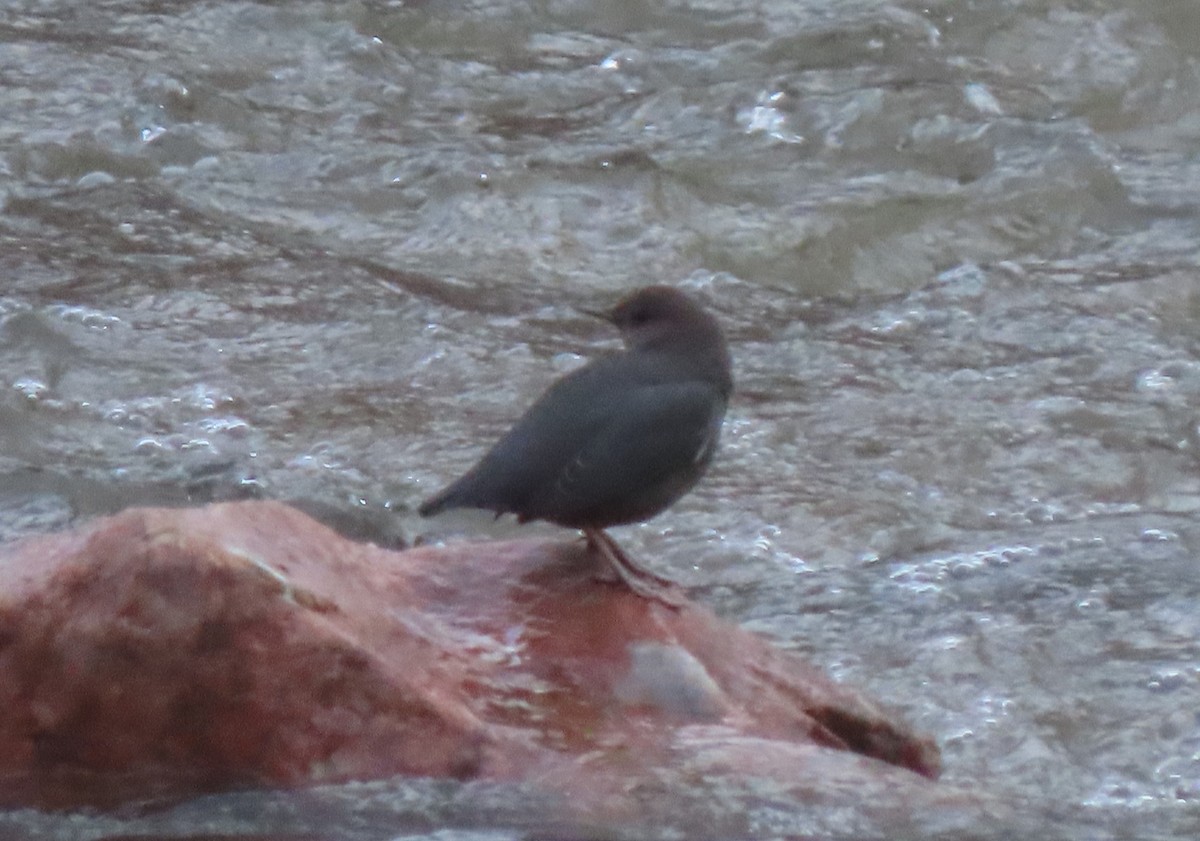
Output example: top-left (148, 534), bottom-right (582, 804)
top-left (628, 307), bottom-right (651, 325)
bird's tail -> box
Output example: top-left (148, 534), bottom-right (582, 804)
top-left (417, 485), bottom-right (456, 517)
top-left (417, 470), bottom-right (489, 517)
top-left (419, 462), bottom-right (513, 519)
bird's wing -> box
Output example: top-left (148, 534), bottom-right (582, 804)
top-left (417, 364), bottom-right (618, 516)
top-left (529, 380), bottom-right (726, 525)
top-left (419, 354), bottom-right (726, 522)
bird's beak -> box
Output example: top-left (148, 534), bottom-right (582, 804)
top-left (576, 305), bottom-right (613, 323)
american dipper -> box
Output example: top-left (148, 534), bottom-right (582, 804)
top-left (418, 285), bottom-right (733, 606)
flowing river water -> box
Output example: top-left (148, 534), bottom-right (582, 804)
top-left (2, 1), bottom-right (1200, 838)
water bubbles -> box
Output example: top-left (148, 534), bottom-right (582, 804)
top-left (861, 307), bottom-right (929, 338)
top-left (198, 416), bottom-right (251, 438)
top-left (1134, 361), bottom-right (1200, 416)
top-left (963, 83), bottom-right (1003, 116)
top-left (887, 562), bottom-right (941, 592)
top-left (936, 262), bottom-right (987, 300)
top-left (976, 693), bottom-right (1015, 721)
top-left (181, 437), bottom-right (218, 454)
top-left (738, 90), bottom-right (804, 145)
top-left (290, 453), bottom-right (328, 471)
top-left (134, 436), bottom-right (166, 454)
top-left (596, 48), bottom-right (641, 75)
top-left (1022, 499), bottom-right (1068, 525)
top-left (1145, 670), bottom-right (1185, 693)
top-left (1139, 528), bottom-right (1177, 543)
top-left (51, 304), bottom-right (122, 330)
top-left (1083, 779), bottom-right (1168, 809)
top-left (1073, 594), bottom-right (1107, 614)
top-left (348, 34), bottom-right (386, 58)
top-left (189, 384), bottom-right (218, 411)
top-left (289, 443), bottom-right (352, 474)
top-left (1136, 369), bottom-right (1174, 393)
top-left (12, 377), bottom-right (48, 401)
top-left (594, 49), bottom-right (643, 95)
top-left (887, 543), bottom-right (1042, 592)
top-left (947, 367), bottom-right (986, 385)
top-left (76, 171), bottom-right (116, 188)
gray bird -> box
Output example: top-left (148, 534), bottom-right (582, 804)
top-left (418, 285), bottom-right (733, 605)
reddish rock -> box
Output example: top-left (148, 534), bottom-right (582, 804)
top-left (0, 501), bottom-right (939, 809)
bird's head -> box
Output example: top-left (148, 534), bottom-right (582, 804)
top-left (582, 286), bottom-right (732, 393)
top-left (601, 286), bottom-right (720, 351)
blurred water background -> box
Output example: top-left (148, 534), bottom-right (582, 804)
top-left (2, 0), bottom-right (1200, 838)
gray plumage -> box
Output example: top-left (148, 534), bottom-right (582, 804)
top-left (418, 286), bottom-right (732, 604)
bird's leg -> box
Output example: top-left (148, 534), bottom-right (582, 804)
top-left (594, 529), bottom-right (678, 588)
top-left (583, 531), bottom-right (620, 584)
top-left (583, 527), bottom-right (685, 607)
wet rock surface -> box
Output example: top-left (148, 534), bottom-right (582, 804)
top-left (0, 501), bottom-right (937, 812)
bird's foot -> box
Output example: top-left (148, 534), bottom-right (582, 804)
top-left (589, 529), bottom-right (678, 588)
top-left (584, 528), bottom-right (686, 608)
